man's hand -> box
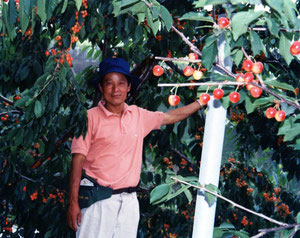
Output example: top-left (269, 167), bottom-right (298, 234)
top-left (67, 153), bottom-right (86, 231)
top-left (67, 201), bottom-right (82, 231)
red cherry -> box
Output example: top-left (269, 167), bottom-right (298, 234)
top-left (199, 93), bottom-right (210, 105)
top-left (250, 86), bottom-right (262, 98)
top-left (213, 88), bottom-right (224, 100)
top-left (236, 73), bottom-right (244, 82)
top-left (275, 110), bottom-right (286, 122)
top-left (168, 95), bottom-right (180, 106)
top-left (244, 72), bottom-right (254, 83)
top-left (242, 59), bottom-right (253, 72)
top-left (218, 17), bottom-right (230, 29)
top-left (229, 92), bottom-right (240, 103)
top-left (1, 117), bottom-right (7, 121)
top-left (153, 65), bottom-right (164, 76)
top-left (45, 51), bottom-right (50, 57)
top-left (14, 96), bottom-right (21, 100)
top-left (290, 41), bottom-right (300, 56)
top-left (193, 70), bottom-right (203, 80)
top-left (252, 62), bottom-right (263, 74)
top-left (188, 53), bottom-right (198, 60)
top-left (265, 107), bottom-right (277, 119)
top-left (184, 66), bottom-right (194, 77)
top-left (246, 83), bottom-right (254, 91)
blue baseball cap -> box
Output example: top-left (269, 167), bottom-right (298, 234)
top-left (92, 58), bottom-right (138, 89)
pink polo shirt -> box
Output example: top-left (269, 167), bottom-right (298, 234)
top-left (71, 102), bottom-right (164, 189)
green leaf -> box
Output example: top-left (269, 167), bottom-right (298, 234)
top-left (159, 5), bottom-right (173, 31)
top-left (264, 79), bottom-right (295, 92)
top-left (61, 0), bottom-right (68, 13)
top-left (266, 17), bottom-right (279, 38)
top-left (266, 0), bottom-right (283, 15)
top-left (165, 184), bottom-right (191, 202)
top-left (24, 0), bottom-right (32, 15)
top-left (245, 96), bottom-right (256, 114)
top-left (194, 0), bottom-right (228, 7)
top-left (93, 49), bottom-right (102, 60)
top-left (46, 0), bottom-right (60, 20)
top-left (231, 11), bottom-right (264, 41)
top-left (297, 212), bottom-right (300, 223)
top-left (146, 8), bottom-right (159, 36)
top-left (232, 49), bottom-right (243, 66)
top-left (15, 129), bottom-right (24, 146)
top-left (75, 0), bottom-right (82, 10)
top-left (204, 183), bottom-right (219, 207)
top-left (279, 33), bottom-right (293, 65)
top-left (249, 31), bottom-right (266, 57)
top-left (137, 12), bottom-right (146, 24)
top-left (87, 48), bottom-right (94, 59)
top-left (37, 0), bottom-right (46, 23)
top-left (19, 0), bottom-right (30, 35)
top-left (202, 35), bottom-right (218, 70)
top-left (219, 222), bottom-right (235, 229)
top-left (8, 0), bottom-right (17, 27)
top-left (183, 188), bottom-right (193, 203)
top-left (283, 0), bottom-right (297, 26)
top-left (150, 184), bottom-right (170, 204)
top-left (14, 95), bottom-right (31, 107)
top-left (34, 100), bottom-right (43, 118)
top-left (120, 0), bottom-right (140, 8)
top-left (180, 12), bottom-right (214, 23)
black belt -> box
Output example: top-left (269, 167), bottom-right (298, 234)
top-left (112, 186), bottom-right (138, 194)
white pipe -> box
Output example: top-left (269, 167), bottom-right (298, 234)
top-left (192, 30), bottom-right (231, 237)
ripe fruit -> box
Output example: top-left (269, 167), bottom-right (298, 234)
top-left (168, 95), bottom-right (180, 106)
top-left (153, 65), bottom-right (164, 76)
top-left (1, 117), bottom-right (7, 121)
top-left (14, 96), bottom-right (21, 100)
top-left (244, 72), bottom-right (254, 83)
top-left (290, 41), bottom-right (300, 56)
top-left (193, 70), bottom-right (203, 80)
top-left (236, 73), bottom-right (244, 82)
top-left (51, 49), bottom-right (56, 55)
top-left (275, 110), bottom-right (286, 122)
top-left (213, 88), bottom-right (224, 100)
top-left (184, 66), bottom-right (194, 77)
top-left (199, 93), bottom-right (210, 105)
top-left (188, 53), bottom-right (198, 60)
top-left (218, 17), bottom-right (230, 29)
top-left (252, 62), bottom-right (263, 74)
top-left (229, 92), bottom-right (240, 103)
top-left (250, 86), bottom-right (262, 98)
top-left (265, 107), bottom-right (277, 119)
top-left (55, 35), bottom-right (62, 41)
top-left (45, 51), bottom-right (50, 57)
top-left (246, 83), bottom-right (254, 91)
top-left (242, 60), bottom-right (253, 72)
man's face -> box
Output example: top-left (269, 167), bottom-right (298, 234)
top-left (99, 72), bottom-right (131, 107)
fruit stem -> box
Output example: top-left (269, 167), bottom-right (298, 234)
top-left (205, 86), bottom-right (210, 94)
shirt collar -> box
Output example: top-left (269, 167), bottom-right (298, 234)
top-left (98, 100), bottom-right (131, 117)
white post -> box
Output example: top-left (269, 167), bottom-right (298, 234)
top-left (192, 31), bottom-right (232, 237)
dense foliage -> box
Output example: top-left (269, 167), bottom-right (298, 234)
top-left (0, 0), bottom-right (299, 237)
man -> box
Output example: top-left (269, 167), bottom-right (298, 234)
top-left (67, 58), bottom-right (203, 237)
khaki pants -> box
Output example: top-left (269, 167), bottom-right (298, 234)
top-left (76, 192), bottom-right (139, 238)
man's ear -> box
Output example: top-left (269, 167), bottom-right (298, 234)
top-left (98, 83), bottom-right (103, 93)
top-left (127, 83), bottom-right (131, 92)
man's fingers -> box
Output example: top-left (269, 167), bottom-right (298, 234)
top-left (77, 211), bottom-right (82, 226)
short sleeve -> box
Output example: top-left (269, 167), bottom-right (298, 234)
top-left (71, 111), bottom-right (93, 156)
top-left (139, 107), bottom-right (164, 137)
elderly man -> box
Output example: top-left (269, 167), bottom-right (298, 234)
top-left (67, 58), bottom-right (203, 237)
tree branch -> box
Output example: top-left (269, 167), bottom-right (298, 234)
top-left (0, 110), bottom-right (23, 116)
top-left (251, 223), bottom-right (300, 238)
top-left (0, 95), bottom-right (14, 105)
top-left (171, 176), bottom-right (288, 227)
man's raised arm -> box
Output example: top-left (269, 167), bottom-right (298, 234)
top-left (162, 100), bottom-right (203, 125)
